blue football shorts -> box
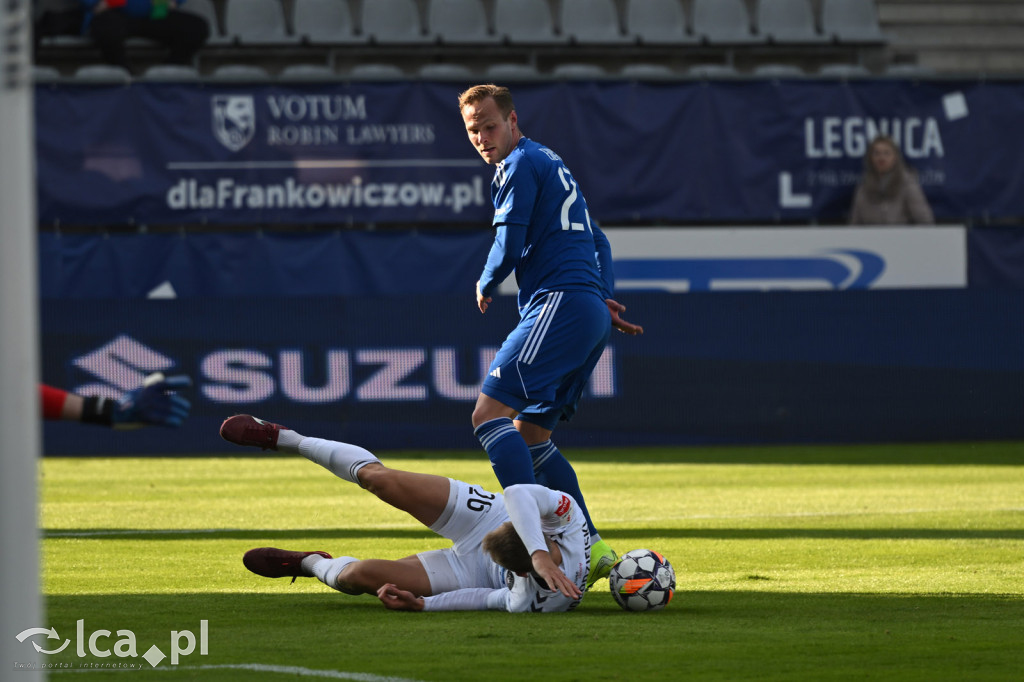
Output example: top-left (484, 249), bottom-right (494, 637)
top-left (481, 289), bottom-right (611, 431)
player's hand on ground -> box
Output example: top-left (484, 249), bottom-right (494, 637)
top-left (606, 299), bottom-right (644, 335)
top-left (531, 551), bottom-right (582, 600)
top-left (377, 583), bottom-right (424, 611)
top-left (476, 281), bottom-right (491, 314)
top-left (112, 373), bottom-right (192, 429)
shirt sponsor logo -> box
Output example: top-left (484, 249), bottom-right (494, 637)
top-left (555, 495), bottom-right (572, 517)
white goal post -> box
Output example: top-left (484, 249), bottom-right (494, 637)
top-left (1, 2), bottom-right (43, 680)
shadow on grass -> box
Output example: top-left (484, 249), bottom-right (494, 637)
top-left (75, 442), bottom-right (1024, 467)
top-left (373, 442), bottom-right (1024, 466)
top-left (44, 527), bottom-right (1024, 541)
top-left (34, 591), bottom-right (1022, 682)
top-left (562, 441), bottom-right (1024, 466)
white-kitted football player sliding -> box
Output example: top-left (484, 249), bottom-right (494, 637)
top-left (220, 414), bottom-right (589, 612)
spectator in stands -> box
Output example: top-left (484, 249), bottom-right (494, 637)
top-left (79, 0), bottom-right (209, 71)
top-left (849, 135), bottom-right (935, 225)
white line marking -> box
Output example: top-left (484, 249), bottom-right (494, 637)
top-left (53, 663), bottom-right (424, 680)
top-left (45, 528), bottom-right (246, 538)
top-left (602, 507), bottom-right (1024, 523)
top-left (44, 526), bottom-right (430, 538)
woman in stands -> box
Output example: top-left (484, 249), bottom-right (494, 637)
top-left (849, 135), bottom-right (935, 225)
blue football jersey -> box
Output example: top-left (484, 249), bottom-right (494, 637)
top-left (478, 138), bottom-right (613, 312)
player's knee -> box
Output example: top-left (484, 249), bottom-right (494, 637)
top-left (336, 562), bottom-right (373, 594)
top-left (358, 464), bottom-right (393, 498)
top-left (471, 399), bottom-right (512, 429)
top-left (470, 405), bottom-right (489, 429)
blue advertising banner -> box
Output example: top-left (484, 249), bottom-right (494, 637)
top-left (41, 290), bottom-right (1024, 455)
top-left (38, 226), bottom-right (971, 301)
top-left (38, 230), bottom-right (492, 299)
top-left (35, 80), bottom-right (1024, 226)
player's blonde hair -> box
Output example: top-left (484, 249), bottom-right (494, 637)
top-left (457, 84), bottom-right (515, 119)
top-left (482, 521), bottom-right (532, 573)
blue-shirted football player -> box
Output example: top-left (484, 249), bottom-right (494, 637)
top-left (459, 84), bottom-right (643, 588)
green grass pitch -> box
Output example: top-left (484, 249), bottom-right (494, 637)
top-left (36, 442), bottom-right (1024, 681)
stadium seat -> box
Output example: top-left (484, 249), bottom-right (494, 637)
top-left (209, 64), bottom-right (273, 81)
top-left (757, 0), bottom-right (830, 44)
top-left (430, 0), bottom-right (500, 44)
top-left (293, 0), bottom-right (366, 45)
top-left (883, 63), bottom-right (936, 78)
top-left (348, 63), bottom-right (407, 79)
top-left (752, 63), bottom-right (807, 78)
top-left (418, 63), bottom-right (476, 79)
top-left (32, 65), bottom-right (62, 82)
top-left (627, 0), bottom-right (700, 46)
top-left (484, 62), bottom-right (544, 80)
top-left (38, 33), bottom-right (90, 48)
top-left (222, 0), bottom-right (295, 45)
top-left (141, 65), bottom-right (201, 81)
top-left (821, 0), bottom-right (886, 43)
top-left (279, 64), bottom-right (340, 80)
top-left (73, 64), bottom-right (132, 83)
top-left (181, 0), bottom-right (226, 44)
top-left (620, 63), bottom-right (679, 79)
top-left (692, 0), bottom-right (765, 44)
top-left (495, 0), bottom-right (566, 44)
top-left (817, 63), bottom-right (871, 78)
top-left (362, 0), bottom-right (432, 44)
top-left (686, 63), bottom-right (741, 78)
top-left (561, 0), bottom-right (633, 44)
top-left (551, 63), bottom-right (608, 79)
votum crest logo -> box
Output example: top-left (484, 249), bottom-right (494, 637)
top-left (212, 95), bottom-right (256, 151)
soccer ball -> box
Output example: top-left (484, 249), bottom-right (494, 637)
top-left (608, 549), bottom-right (676, 612)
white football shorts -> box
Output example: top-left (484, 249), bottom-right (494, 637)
top-left (416, 478), bottom-right (509, 594)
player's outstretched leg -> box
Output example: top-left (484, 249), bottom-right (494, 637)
top-left (220, 414), bottom-right (380, 484)
top-left (243, 547), bottom-right (431, 597)
top-left (220, 415), bottom-right (451, 526)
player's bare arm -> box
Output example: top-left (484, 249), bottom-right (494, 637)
top-left (377, 583), bottom-right (424, 611)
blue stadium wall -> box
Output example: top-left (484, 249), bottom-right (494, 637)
top-left (39, 228), bottom-right (1024, 455)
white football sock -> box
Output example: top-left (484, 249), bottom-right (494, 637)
top-left (276, 428), bottom-right (304, 453)
top-left (299, 553), bottom-right (326, 577)
top-left (311, 556), bottom-right (359, 593)
top-left (298, 437), bottom-right (381, 485)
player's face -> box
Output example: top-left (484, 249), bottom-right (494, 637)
top-left (462, 97), bottom-right (519, 165)
top-left (870, 141), bottom-right (897, 174)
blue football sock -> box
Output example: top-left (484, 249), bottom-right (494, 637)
top-left (529, 440), bottom-right (599, 538)
top-left (475, 417), bottom-right (534, 487)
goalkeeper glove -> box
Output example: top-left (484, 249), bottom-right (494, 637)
top-left (111, 372), bottom-right (192, 429)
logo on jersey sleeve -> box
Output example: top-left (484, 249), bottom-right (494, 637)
top-left (555, 495), bottom-right (572, 517)
top-left (539, 146), bottom-right (562, 162)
